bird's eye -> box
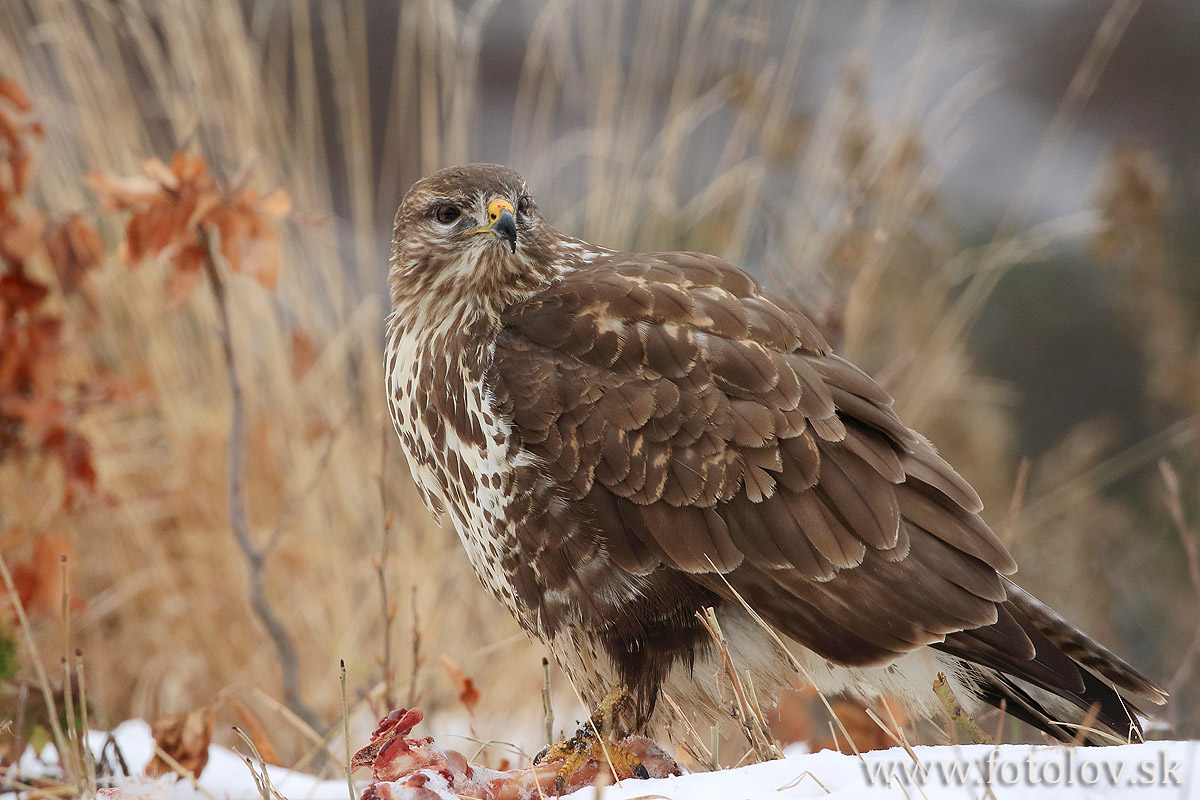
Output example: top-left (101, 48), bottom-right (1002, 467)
top-left (433, 205), bottom-right (461, 224)
top-left (517, 195), bottom-right (533, 216)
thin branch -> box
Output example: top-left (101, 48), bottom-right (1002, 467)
top-left (199, 225), bottom-right (319, 732)
top-left (406, 585), bottom-right (423, 710)
top-left (376, 429), bottom-right (397, 711)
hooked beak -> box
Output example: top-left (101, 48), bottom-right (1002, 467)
top-left (487, 197), bottom-right (518, 253)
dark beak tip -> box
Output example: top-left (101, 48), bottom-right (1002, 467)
top-left (493, 209), bottom-right (518, 253)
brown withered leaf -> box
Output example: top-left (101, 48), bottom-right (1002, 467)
top-left (141, 157), bottom-right (177, 190)
top-left (438, 655), bottom-right (480, 712)
top-left (290, 329), bottom-right (319, 380)
top-left (237, 227), bottom-right (281, 290)
top-left (0, 271), bottom-right (49, 317)
top-left (0, 212), bottom-right (45, 263)
top-left (91, 151), bottom-right (289, 299)
top-left (85, 171), bottom-right (162, 211)
top-left (165, 243), bottom-right (206, 309)
top-left (0, 315), bottom-right (63, 404)
top-left (45, 215), bottom-right (104, 294)
top-left (167, 151), bottom-right (208, 184)
top-left (258, 188), bottom-right (292, 219)
top-left (6, 531), bottom-right (74, 617)
top-left (146, 706), bottom-right (215, 778)
top-left (219, 696), bottom-right (281, 766)
top-left (1, 395), bottom-right (65, 443)
top-left (0, 77), bottom-right (33, 113)
top-left (203, 205), bottom-right (282, 290)
top-left (125, 188), bottom-right (210, 266)
top-left (0, 108), bottom-right (19, 149)
top-left (41, 425), bottom-right (98, 505)
top-left (10, 149), bottom-right (32, 196)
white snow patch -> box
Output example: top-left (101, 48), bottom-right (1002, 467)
top-left (11, 720), bottom-right (348, 800)
top-left (566, 741), bottom-right (1200, 800)
top-left (8, 723), bottom-right (1199, 800)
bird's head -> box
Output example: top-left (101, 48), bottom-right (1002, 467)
top-left (389, 164), bottom-right (564, 331)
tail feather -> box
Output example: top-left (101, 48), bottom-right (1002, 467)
top-left (1004, 582), bottom-right (1166, 704)
top-left (934, 580), bottom-right (1164, 744)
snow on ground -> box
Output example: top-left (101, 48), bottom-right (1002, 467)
top-left (11, 721), bottom-right (1199, 800)
top-left (15, 721), bottom-right (347, 800)
top-left (583, 741), bottom-right (1200, 799)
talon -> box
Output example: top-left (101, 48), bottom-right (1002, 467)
top-left (533, 684), bottom-right (660, 793)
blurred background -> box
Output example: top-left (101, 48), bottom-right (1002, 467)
top-left (1, 0), bottom-right (1199, 772)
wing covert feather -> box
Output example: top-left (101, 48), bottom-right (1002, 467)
top-left (491, 251), bottom-right (1017, 666)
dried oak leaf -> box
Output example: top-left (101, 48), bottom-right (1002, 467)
top-left (203, 189), bottom-right (284, 290)
top-left (146, 706), bottom-right (215, 778)
top-left (84, 171), bottom-right (162, 211)
top-left (0, 270), bottom-right (49, 318)
top-left (0, 212), bottom-right (45, 264)
top-left (0, 107), bottom-right (19, 150)
top-left (0, 77), bottom-right (33, 113)
top-left (290, 329), bottom-right (319, 380)
top-left (219, 696), bottom-right (281, 766)
top-left (5, 531), bottom-right (78, 618)
top-left (438, 655), bottom-right (480, 712)
top-left (165, 243), bottom-right (205, 310)
top-left (89, 152), bottom-right (289, 301)
top-left (10, 149), bottom-right (32, 196)
top-left (45, 214), bottom-right (104, 294)
top-left (41, 424), bottom-right (98, 504)
top-left (0, 314), bottom-right (62, 399)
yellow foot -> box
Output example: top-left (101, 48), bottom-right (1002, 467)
top-left (534, 729), bottom-right (650, 795)
top-left (534, 683), bottom-right (652, 794)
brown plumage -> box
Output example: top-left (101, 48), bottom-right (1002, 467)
top-left (386, 163), bottom-right (1164, 746)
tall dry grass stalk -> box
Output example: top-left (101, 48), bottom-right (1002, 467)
top-left (1, 0), bottom-right (1190, 761)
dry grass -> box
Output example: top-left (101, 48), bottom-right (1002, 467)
top-left (0, 0), bottom-right (1196, 770)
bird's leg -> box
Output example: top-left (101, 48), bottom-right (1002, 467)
top-left (533, 683), bottom-right (651, 794)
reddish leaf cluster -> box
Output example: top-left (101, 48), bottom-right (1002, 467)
top-left (2, 530), bottom-right (82, 619)
top-left (0, 77), bottom-right (39, 207)
top-left (146, 706), bottom-right (216, 778)
top-left (87, 153), bottom-right (290, 307)
top-left (438, 654), bottom-right (480, 712)
top-left (0, 76), bottom-right (103, 504)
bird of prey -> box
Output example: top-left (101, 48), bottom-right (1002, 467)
top-left (385, 163), bottom-right (1163, 776)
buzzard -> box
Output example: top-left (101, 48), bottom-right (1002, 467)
top-left (385, 164), bottom-right (1163, 772)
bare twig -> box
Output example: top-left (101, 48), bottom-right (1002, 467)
top-left (703, 557), bottom-right (862, 759)
top-left (233, 727), bottom-right (286, 800)
top-left (151, 743), bottom-right (221, 800)
top-left (340, 660), bottom-right (357, 800)
top-left (0, 552), bottom-right (70, 774)
top-left (695, 607), bottom-right (783, 763)
top-left (541, 657), bottom-right (554, 745)
top-left (932, 673), bottom-right (992, 744)
top-left (59, 557), bottom-right (84, 789)
top-left (198, 225), bottom-right (319, 731)
top-left (376, 431), bottom-right (398, 711)
top-left (406, 586), bottom-right (422, 709)
top-left (74, 650), bottom-right (96, 791)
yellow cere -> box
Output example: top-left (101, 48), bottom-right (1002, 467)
top-left (487, 197), bottom-right (515, 222)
